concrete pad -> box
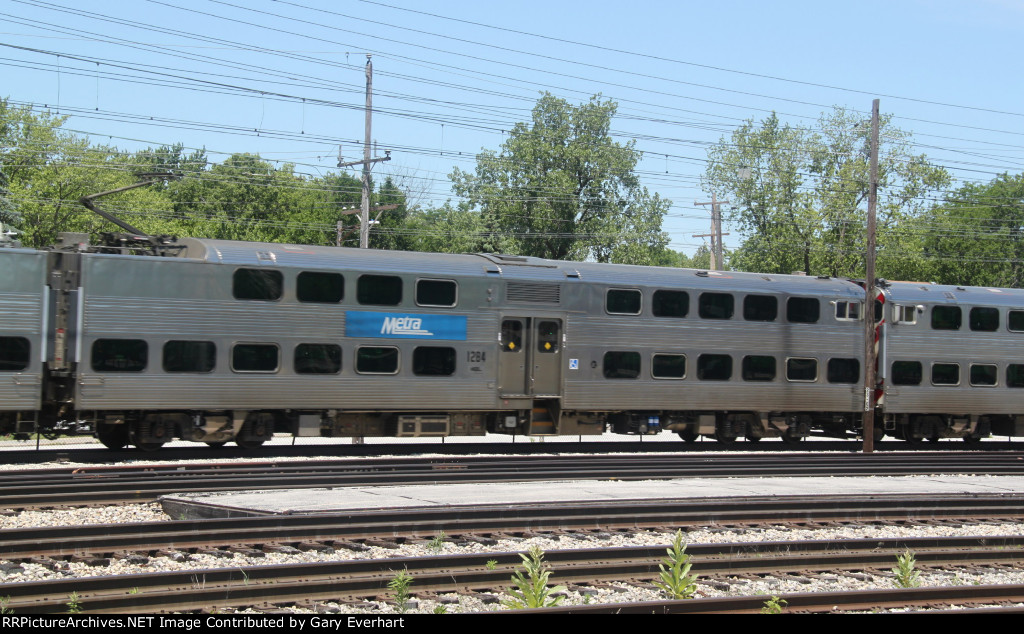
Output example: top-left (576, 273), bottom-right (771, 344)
top-left (160, 475), bottom-right (1024, 519)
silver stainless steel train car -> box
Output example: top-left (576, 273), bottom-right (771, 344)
top-left (1, 232), bottom-right (1022, 449)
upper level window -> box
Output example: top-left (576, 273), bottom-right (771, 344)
top-left (931, 305), bottom-right (962, 330)
top-left (606, 289), bottom-right (641, 315)
top-left (743, 295), bottom-right (777, 322)
top-left (969, 307), bottom-right (999, 332)
top-left (416, 279), bottom-right (457, 307)
top-left (233, 268), bottom-right (283, 301)
top-left (358, 275), bottom-right (402, 306)
top-left (894, 305), bottom-right (918, 325)
top-left (652, 290), bottom-right (688, 318)
top-left (787, 297), bottom-right (820, 323)
top-left (297, 272), bottom-right (344, 303)
top-left (0, 337), bottom-right (30, 371)
top-left (92, 339), bottom-right (147, 373)
top-left (834, 301), bottom-right (861, 320)
top-left (699, 293), bottom-right (734, 320)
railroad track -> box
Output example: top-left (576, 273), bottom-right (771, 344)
top-left (3, 534), bottom-right (1024, 613)
top-left (5, 451), bottom-right (1024, 508)
top-left (2, 494), bottom-right (1024, 560)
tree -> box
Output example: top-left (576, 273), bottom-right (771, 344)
top-left (451, 93), bottom-right (671, 263)
top-left (919, 172), bottom-right (1024, 287)
top-left (703, 108), bottom-right (950, 278)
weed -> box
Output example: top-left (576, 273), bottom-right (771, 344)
top-left (66, 591), bottom-right (82, 614)
top-left (485, 559), bottom-right (498, 571)
top-left (0, 596), bottom-right (11, 614)
top-left (892, 550), bottom-right (921, 588)
top-left (652, 530), bottom-right (698, 600)
top-left (388, 569), bottom-right (414, 614)
top-left (761, 595), bottom-right (787, 614)
top-left (128, 587), bottom-right (139, 595)
top-left (502, 545), bottom-right (566, 609)
top-left (432, 605), bottom-right (448, 614)
top-left (427, 531), bottom-right (447, 554)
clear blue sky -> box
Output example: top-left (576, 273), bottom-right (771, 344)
top-left (2, 0), bottom-right (1022, 254)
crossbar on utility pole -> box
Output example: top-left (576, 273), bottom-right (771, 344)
top-left (862, 98), bottom-right (881, 454)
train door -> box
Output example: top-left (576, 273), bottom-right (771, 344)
top-left (498, 316), bottom-right (563, 398)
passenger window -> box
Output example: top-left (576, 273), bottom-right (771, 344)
top-left (894, 305), bottom-right (918, 325)
top-left (606, 289), bottom-right (641, 315)
top-left (603, 351), bottom-right (641, 379)
top-left (1009, 311), bottom-right (1024, 332)
top-left (537, 321), bottom-right (560, 353)
top-left (787, 297), bottom-right (820, 323)
top-left (742, 355), bottom-right (776, 381)
top-left (356, 346), bottom-right (399, 374)
top-left (892, 361), bottom-right (923, 385)
top-left (163, 341), bottom-right (216, 373)
top-left (413, 346), bottom-right (456, 376)
top-left (501, 320), bottom-right (523, 352)
top-left (652, 354), bottom-right (686, 379)
top-left (969, 307), bottom-right (999, 332)
top-left (297, 272), bottom-right (344, 303)
top-left (652, 290), bottom-right (688, 318)
top-left (92, 339), bottom-right (147, 372)
top-left (697, 354), bottom-right (732, 381)
top-left (786, 357), bottom-right (818, 382)
top-left (743, 295), bottom-right (777, 322)
top-left (0, 336), bottom-right (30, 371)
top-left (827, 358), bottom-right (860, 384)
top-left (294, 343), bottom-right (341, 374)
top-left (931, 306), bottom-right (962, 330)
top-left (233, 268), bottom-right (283, 301)
top-left (699, 293), bottom-right (734, 320)
top-left (1008, 365), bottom-right (1024, 388)
top-left (834, 301), bottom-right (861, 320)
top-left (931, 363), bottom-right (960, 386)
top-left (357, 275), bottom-right (402, 306)
top-left (231, 344), bottom-right (279, 373)
top-left (416, 279), bottom-right (457, 307)
top-left (970, 364), bottom-right (997, 387)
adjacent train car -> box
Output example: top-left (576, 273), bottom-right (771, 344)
top-left (1, 232), bottom-right (1020, 449)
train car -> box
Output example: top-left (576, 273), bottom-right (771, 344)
top-left (4, 230), bottom-right (1022, 449)
top-left (0, 246), bottom-right (49, 436)
top-left (878, 281), bottom-right (1024, 442)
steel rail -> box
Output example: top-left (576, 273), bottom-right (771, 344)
top-left (4, 452), bottom-right (1024, 508)
top-left (3, 537), bottom-right (1024, 613)
top-left (3, 493), bottom-right (1024, 560)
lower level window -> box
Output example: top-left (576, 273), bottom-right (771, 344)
top-left (92, 339), bottom-right (147, 372)
top-left (232, 344), bottom-right (279, 373)
top-left (413, 346), bottom-right (456, 376)
top-left (603, 351), bottom-right (640, 379)
top-left (294, 343), bottom-right (342, 374)
top-left (697, 354), bottom-right (732, 381)
top-left (356, 346), bottom-right (399, 374)
top-left (0, 336), bottom-right (30, 371)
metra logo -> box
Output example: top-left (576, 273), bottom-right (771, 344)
top-left (380, 316), bottom-right (434, 336)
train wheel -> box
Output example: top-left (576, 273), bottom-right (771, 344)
top-left (714, 432), bottom-right (737, 444)
top-left (236, 414), bottom-right (273, 449)
top-left (677, 430), bottom-right (698, 443)
top-left (745, 434), bottom-right (762, 442)
top-left (97, 424), bottom-right (129, 450)
top-left (204, 441), bottom-right (227, 448)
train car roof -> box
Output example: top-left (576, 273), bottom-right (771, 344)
top-left (172, 238), bottom-right (867, 296)
top-left (883, 280), bottom-right (1024, 308)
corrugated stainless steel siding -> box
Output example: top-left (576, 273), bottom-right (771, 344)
top-left (0, 250), bottom-right (47, 410)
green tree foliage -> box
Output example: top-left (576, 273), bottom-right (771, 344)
top-left (703, 108), bottom-right (950, 278)
top-left (451, 93), bottom-right (671, 264)
top-left (919, 173), bottom-right (1024, 287)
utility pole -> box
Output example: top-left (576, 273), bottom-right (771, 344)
top-left (336, 55), bottom-right (390, 248)
top-left (695, 194), bottom-right (729, 270)
top-left (862, 99), bottom-right (880, 454)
